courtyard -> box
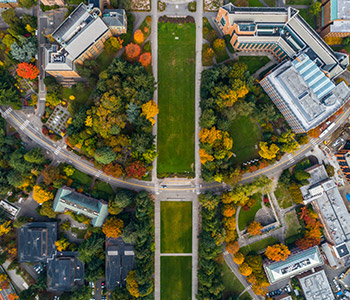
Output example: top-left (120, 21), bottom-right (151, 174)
top-left (157, 21), bottom-right (196, 176)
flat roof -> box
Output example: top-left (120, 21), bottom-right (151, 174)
top-left (264, 247), bottom-right (323, 284)
top-left (18, 222), bottom-right (57, 263)
top-left (47, 251), bottom-right (84, 292)
top-left (299, 269), bottom-right (334, 300)
top-left (105, 238), bottom-right (135, 291)
top-left (265, 53), bottom-right (350, 132)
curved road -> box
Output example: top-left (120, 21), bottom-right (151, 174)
top-left (2, 103), bottom-right (350, 192)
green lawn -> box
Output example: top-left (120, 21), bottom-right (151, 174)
top-left (247, 0), bottom-right (264, 6)
top-left (91, 180), bottom-right (115, 201)
top-left (70, 169), bottom-right (93, 187)
top-left (157, 22), bottom-right (196, 175)
top-left (240, 236), bottom-right (278, 255)
top-left (299, 9), bottom-right (315, 27)
top-left (61, 86), bottom-right (92, 105)
top-left (241, 292), bottom-right (253, 300)
top-left (161, 201), bottom-right (192, 253)
top-left (286, 0), bottom-right (311, 4)
top-left (71, 227), bottom-right (87, 239)
top-left (238, 56), bottom-right (270, 74)
top-left (238, 193), bottom-right (262, 231)
top-left (284, 210), bottom-right (301, 239)
top-left (221, 258), bottom-right (245, 299)
top-left (229, 116), bottom-right (262, 165)
top-left (274, 183), bottom-right (294, 209)
top-left (161, 256), bottom-right (192, 300)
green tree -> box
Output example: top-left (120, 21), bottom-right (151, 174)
top-left (39, 200), bottom-right (57, 218)
top-left (19, 0), bottom-right (37, 9)
top-left (94, 147), bottom-right (116, 165)
top-left (2, 34), bottom-right (15, 48)
top-left (109, 189), bottom-right (135, 215)
top-left (199, 109), bottom-right (216, 129)
top-left (1, 9), bottom-right (15, 26)
top-left (10, 36), bottom-right (37, 62)
top-left (121, 0), bottom-right (131, 10)
top-left (342, 37), bottom-right (350, 46)
top-left (309, 1), bottom-right (321, 15)
top-left (325, 164), bottom-right (335, 177)
top-left (294, 169), bottom-right (311, 182)
top-left (24, 148), bottom-right (46, 164)
top-left (78, 234), bottom-right (104, 263)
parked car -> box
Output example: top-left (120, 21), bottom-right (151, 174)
top-left (101, 281), bottom-right (105, 289)
top-left (340, 273), bottom-right (346, 280)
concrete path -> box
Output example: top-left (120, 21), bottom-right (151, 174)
top-left (160, 253), bottom-right (193, 256)
top-left (2, 260), bottom-right (29, 292)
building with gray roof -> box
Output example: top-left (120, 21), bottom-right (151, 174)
top-left (300, 164), bottom-right (350, 268)
top-left (106, 237), bottom-right (135, 291)
top-left (44, 3), bottom-right (126, 79)
top-left (53, 186), bottom-right (108, 227)
top-left (298, 269), bottom-right (334, 300)
top-left (264, 246), bottom-right (323, 284)
top-left (216, 4), bottom-right (350, 133)
top-left (47, 251), bottom-right (84, 292)
top-left (18, 222), bottom-right (57, 263)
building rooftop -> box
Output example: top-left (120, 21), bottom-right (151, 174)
top-left (102, 9), bottom-right (125, 27)
top-left (264, 246), bottom-right (323, 284)
top-left (47, 251), bottom-right (84, 292)
top-left (18, 222), bottom-right (57, 263)
top-left (53, 187), bottom-right (108, 227)
top-left (105, 237), bottom-right (135, 291)
top-left (265, 53), bottom-right (350, 132)
top-left (331, 0), bottom-right (350, 20)
top-left (298, 269), bottom-right (334, 300)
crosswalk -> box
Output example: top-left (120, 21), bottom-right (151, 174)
top-left (287, 153), bottom-right (295, 164)
top-left (1, 107), bottom-right (12, 118)
top-left (310, 138), bottom-right (318, 146)
top-left (20, 120), bottom-right (30, 130)
top-left (54, 146), bottom-right (61, 155)
top-left (95, 170), bottom-right (102, 177)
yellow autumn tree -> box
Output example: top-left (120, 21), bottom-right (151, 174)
top-left (239, 262), bottom-right (252, 276)
top-left (141, 100), bottom-right (159, 125)
top-left (258, 142), bottom-right (280, 160)
top-left (233, 251), bottom-right (245, 265)
top-left (33, 185), bottom-right (54, 204)
top-left (55, 238), bottom-right (70, 252)
top-left (199, 148), bottom-right (214, 164)
top-left (0, 221), bottom-right (11, 236)
top-left (126, 270), bottom-right (139, 298)
top-left (85, 115), bottom-right (93, 127)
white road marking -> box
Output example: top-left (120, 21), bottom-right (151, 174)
top-left (20, 120), bottom-right (30, 130)
top-left (54, 146), bottom-right (61, 155)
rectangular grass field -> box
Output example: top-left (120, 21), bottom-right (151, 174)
top-left (161, 201), bottom-right (192, 253)
top-left (157, 22), bottom-right (196, 175)
top-left (161, 256), bottom-right (192, 300)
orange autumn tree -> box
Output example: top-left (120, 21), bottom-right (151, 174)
top-left (265, 244), bottom-right (291, 261)
top-left (141, 100), bottom-right (159, 125)
top-left (8, 294), bottom-right (18, 300)
top-left (133, 29), bottom-right (144, 44)
top-left (16, 62), bottom-right (39, 80)
top-left (139, 52), bottom-right (152, 67)
top-left (233, 251), bottom-right (245, 264)
top-left (239, 262), bottom-right (252, 276)
top-left (0, 274), bottom-right (9, 289)
top-left (102, 217), bottom-right (124, 238)
top-left (33, 185), bottom-right (54, 204)
top-left (247, 221), bottom-right (263, 236)
top-left (226, 241), bottom-right (240, 255)
top-left (125, 43), bottom-right (141, 60)
top-left (222, 204), bottom-right (236, 218)
top-left (199, 148), bottom-right (214, 164)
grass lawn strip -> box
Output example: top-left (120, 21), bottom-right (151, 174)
top-left (237, 56), bottom-right (270, 74)
top-left (238, 193), bottom-right (262, 230)
top-left (229, 116), bottom-right (262, 165)
top-left (70, 169), bottom-right (93, 186)
top-left (161, 256), bottom-right (192, 300)
top-left (298, 9), bottom-right (314, 27)
top-left (240, 236), bottom-right (278, 255)
top-left (284, 210), bottom-right (301, 238)
top-left (219, 256), bottom-right (245, 299)
top-left (274, 183), bottom-right (294, 209)
top-left (157, 22), bottom-right (195, 175)
top-left (241, 291), bottom-right (253, 300)
top-left (161, 201), bottom-right (192, 253)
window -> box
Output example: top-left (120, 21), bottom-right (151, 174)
top-left (220, 17), bottom-right (226, 27)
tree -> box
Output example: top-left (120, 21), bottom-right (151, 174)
top-left (39, 200), bottom-right (57, 218)
top-left (265, 244), bottom-right (290, 261)
top-left (141, 100), bottom-right (158, 125)
top-left (8, 294), bottom-right (18, 300)
top-left (233, 252), bottom-right (245, 265)
top-left (42, 166), bottom-right (60, 185)
top-left (104, 37), bottom-right (122, 54)
top-left (0, 221), bottom-right (11, 236)
top-left (125, 161), bottom-right (147, 179)
top-left (2, 34), bottom-right (15, 48)
top-left (45, 92), bottom-right (61, 106)
top-left (126, 271), bottom-right (139, 298)
top-left (10, 37), bottom-right (37, 63)
top-left (78, 234), bottom-right (104, 263)
top-left (247, 221), bottom-right (263, 236)
top-left (343, 37), bottom-right (350, 46)
top-left (63, 165), bottom-right (75, 177)
top-left (325, 164), bottom-right (335, 177)
top-left (55, 238), bottom-right (69, 251)
top-left (109, 189), bottom-right (135, 214)
top-left (125, 43), bottom-right (141, 60)
top-left (309, 1), bottom-right (321, 15)
top-left (258, 142), bottom-right (279, 160)
top-left (239, 262), bottom-right (252, 276)
top-left (288, 183), bottom-right (303, 204)
top-left (226, 241), bottom-right (240, 255)
top-left (1, 9), bottom-right (15, 26)
top-left (222, 204), bottom-right (236, 218)
top-left (94, 147), bottom-right (116, 165)
top-left (16, 62), bottom-right (39, 80)
top-left (102, 217), bottom-right (124, 238)
top-left (121, 0), bottom-right (131, 10)
top-left (133, 29), bottom-right (144, 44)
top-left (199, 192), bottom-right (219, 210)
top-left (294, 169), bottom-right (311, 182)
top-left (32, 185), bottom-right (54, 204)
top-left (19, 0), bottom-right (37, 8)
top-left (139, 52), bottom-right (152, 67)
top-left (24, 148), bottom-right (46, 164)
top-left (213, 38), bottom-right (225, 51)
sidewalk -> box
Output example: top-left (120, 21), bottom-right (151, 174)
top-left (2, 261), bottom-right (29, 292)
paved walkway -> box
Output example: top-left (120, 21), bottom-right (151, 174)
top-left (2, 261), bottom-right (29, 292)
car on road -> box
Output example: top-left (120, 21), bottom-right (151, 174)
top-left (339, 273), bottom-right (346, 280)
top-left (101, 281), bottom-right (105, 289)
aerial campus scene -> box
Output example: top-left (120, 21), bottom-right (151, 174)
top-left (1, 0), bottom-right (350, 299)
